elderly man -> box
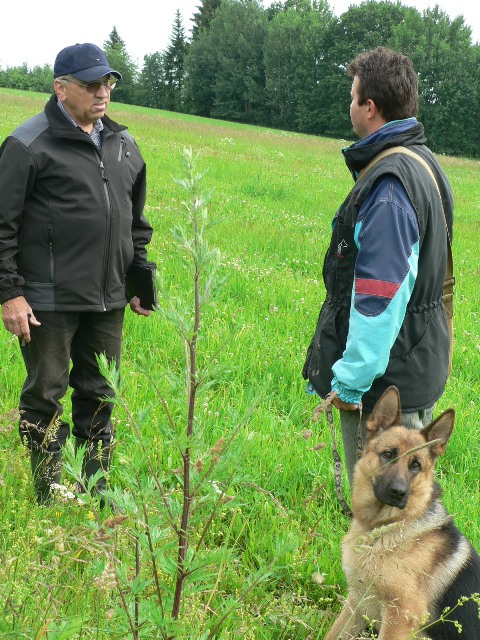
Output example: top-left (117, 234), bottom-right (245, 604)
top-left (0, 43), bottom-right (154, 505)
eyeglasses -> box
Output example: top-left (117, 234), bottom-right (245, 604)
top-left (61, 76), bottom-right (117, 93)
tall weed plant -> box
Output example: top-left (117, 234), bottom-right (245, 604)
top-left (92, 148), bottom-right (295, 638)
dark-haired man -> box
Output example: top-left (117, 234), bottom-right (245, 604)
top-left (0, 43), bottom-right (154, 505)
top-left (303, 47), bottom-right (454, 484)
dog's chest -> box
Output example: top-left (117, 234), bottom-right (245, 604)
top-left (342, 520), bottom-right (417, 582)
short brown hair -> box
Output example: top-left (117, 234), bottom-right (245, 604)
top-left (348, 47), bottom-right (418, 121)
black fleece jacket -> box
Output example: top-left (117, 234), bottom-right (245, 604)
top-left (0, 94), bottom-right (152, 311)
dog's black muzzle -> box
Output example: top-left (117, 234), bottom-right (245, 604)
top-left (374, 479), bottom-right (410, 509)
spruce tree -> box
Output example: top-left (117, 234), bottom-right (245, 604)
top-left (103, 27), bottom-right (138, 104)
top-left (191, 0), bottom-right (222, 41)
top-left (163, 10), bottom-right (189, 112)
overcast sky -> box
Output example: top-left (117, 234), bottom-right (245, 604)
top-left (1, 0), bottom-right (478, 69)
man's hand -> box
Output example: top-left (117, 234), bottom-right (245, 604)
top-left (129, 296), bottom-right (152, 317)
top-left (1, 296), bottom-right (41, 343)
top-left (330, 395), bottom-right (359, 411)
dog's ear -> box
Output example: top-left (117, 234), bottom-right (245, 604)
top-left (422, 409), bottom-right (455, 457)
top-left (366, 386), bottom-right (402, 435)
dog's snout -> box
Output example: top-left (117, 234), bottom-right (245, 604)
top-left (374, 477), bottom-right (410, 509)
top-left (389, 482), bottom-right (408, 508)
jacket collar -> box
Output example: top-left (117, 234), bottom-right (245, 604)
top-left (44, 94), bottom-right (126, 139)
top-left (342, 120), bottom-right (427, 179)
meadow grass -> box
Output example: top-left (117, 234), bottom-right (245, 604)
top-left (0, 87), bottom-right (478, 639)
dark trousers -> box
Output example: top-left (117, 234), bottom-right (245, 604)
top-left (19, 309), bottom-right (125, 453)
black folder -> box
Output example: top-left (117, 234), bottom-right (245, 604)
top-left (125, 262), bottom-right (157, 310)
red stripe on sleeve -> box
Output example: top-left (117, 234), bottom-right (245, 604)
top-left (355, 278), bottom-right (400, 299)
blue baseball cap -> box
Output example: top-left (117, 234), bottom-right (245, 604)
top-left (54, 43), bottom-right (122, 82)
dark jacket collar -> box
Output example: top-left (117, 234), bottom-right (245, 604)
top-left (44, 94), bottom-right (126, 138)
top-left (342, 121), bottom-right (427, 178)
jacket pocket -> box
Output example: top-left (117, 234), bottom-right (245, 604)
top-left (23, 281), bottom-right (55, 307)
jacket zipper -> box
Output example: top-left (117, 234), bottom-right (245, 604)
top-left (47, 225), bottom-right (54, 282)
top-left (99, 157), bottom-right (112, 311)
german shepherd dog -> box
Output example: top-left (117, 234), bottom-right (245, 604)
top-left (325, 386), bottom-right (480, 640)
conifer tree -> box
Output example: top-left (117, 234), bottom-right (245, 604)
top-left (163, 10), bottom-right (189, 112)
top-left (103, 26), bottom-right (138, 104)
top-left (191, 0), bottom-right (222, 41)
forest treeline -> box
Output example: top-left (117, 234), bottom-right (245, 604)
top-left (1, 0), bottom-right (479, 158)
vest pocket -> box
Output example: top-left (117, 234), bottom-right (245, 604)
top-left (304, 301), bottom-right (347, 395)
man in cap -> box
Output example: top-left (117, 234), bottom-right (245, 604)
top-left (0, 43), bottom-right (154, 506)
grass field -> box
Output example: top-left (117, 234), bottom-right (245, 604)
top-left (0, 87), bottom-right (479, 639)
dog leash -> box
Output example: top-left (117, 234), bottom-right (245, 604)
top-left (313, 392), bottom-right (363, 518)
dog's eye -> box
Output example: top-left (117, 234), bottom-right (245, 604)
top-left (410, 459), bottom-right (422, 472)
top-left (381, 450), bottom-right (393, 461)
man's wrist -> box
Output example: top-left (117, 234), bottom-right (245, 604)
top-left (0, 287), bottom-right (24, 304)
top-left (331, 378), bottom-right (363, 406)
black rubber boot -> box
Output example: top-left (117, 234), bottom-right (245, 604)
top-left (75, 438), bottom-right (112, 509)
top-left (30, 449), bottom-right (62, 505)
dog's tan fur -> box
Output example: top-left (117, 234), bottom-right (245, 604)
top-left (325, 386), bottom-right (479, 640)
